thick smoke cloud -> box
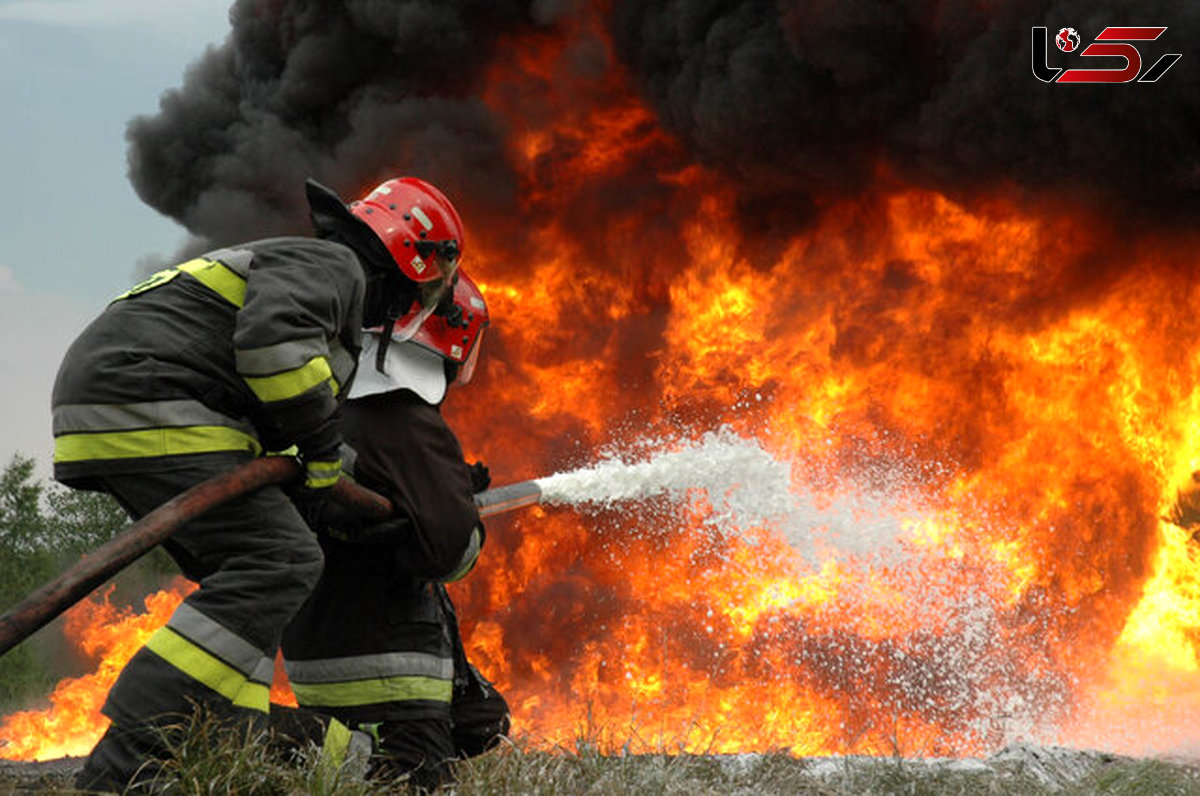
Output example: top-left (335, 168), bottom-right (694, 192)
top-left (127, 0), bottom-right (538, 249)
top-left (129, 0), bottom-right (1198, 251)
top-left (609, 0), bottom-right (1200, 222)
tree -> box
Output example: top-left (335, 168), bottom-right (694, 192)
top-left (0, 455), bottom-right (63, 706)
top-left (44, 479), bottom-right (129, 554)
top-left (0, 455), bottom-right (47, 556)
top-left (0, 455), bottom-right (53, 610)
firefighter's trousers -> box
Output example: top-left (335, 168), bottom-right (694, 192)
top-left (281, 541), bottom-right (509, 789)
top-left (74, 453), bottom-right (324, 794)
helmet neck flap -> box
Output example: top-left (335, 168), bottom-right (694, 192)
top-left (353, 270), bottom-right (489, 404)
top-left (306, 178), bottom-right (423, 349)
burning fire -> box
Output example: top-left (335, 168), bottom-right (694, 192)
top-left (5, 3), bottom-right (1200, 763)
top-left (0, 580), bottom-right (299, 761)
top-left (446, 8), bottom-right (1200, 757)
top-left (0, 581), bottom-right (192, 760)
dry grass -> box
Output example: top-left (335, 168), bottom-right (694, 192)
top-left (3, 725), bottom-right (1200, 795)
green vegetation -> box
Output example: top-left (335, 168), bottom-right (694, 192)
top-left (3, 731), bottom-right (1200, 795)
top-left (448, 744), bottom-right (1200, 796)
top-left (0, 454), bottom-right (174, 713)
top-left (144, 710), bottom-right (383, 796)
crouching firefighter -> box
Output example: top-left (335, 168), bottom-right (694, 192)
top-left (52, 175), bottom-right (466, 793)
top-left (277, 269), bottom-right (509, 790)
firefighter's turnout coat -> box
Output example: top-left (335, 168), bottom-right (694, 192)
top-left (52, 239), bottom-right (363, 485)
top-left (281, 337), bottom-right (505, 780)
top-left (53, 237), bottom-right (366, 792)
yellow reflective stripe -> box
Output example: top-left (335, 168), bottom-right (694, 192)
top-left (112, 268), bottom-right (180, 301)
top-left (243, 355), bottom-right (334, 403)
top-left (178, 258), bottom-right (247, 307)
top-left (145, 628), bottom-right (269, 713)
top-left (111, 257), bottom-right (248, 305)
top-left (54, 426), bottom-right (263, 463)
top-left (320, 719), bottom-right (352, 774)
top-left (291, 676), bottom-right (453, 708)
top-left (231, 681), bottom-right (271, 711)
top-left (305, 459), bottom-right (342, 489)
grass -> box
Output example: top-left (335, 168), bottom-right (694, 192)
top-left (450, 744), bottom-right (1200, 796)
top-left (3, 722), bottom-right (1200, 795)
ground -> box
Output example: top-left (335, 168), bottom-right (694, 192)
top-left (4, 743), bottom-right (1200, 795)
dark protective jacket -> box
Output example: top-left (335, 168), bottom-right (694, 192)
top-left (51, 238), bottom-right (364, 486)
top-left (281, 389), bottom-right (484, 723)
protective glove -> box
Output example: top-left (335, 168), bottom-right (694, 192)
top-left (293, 450), bottom-right (342, 530)
top-left (313, 499), bottom-right (416, 543)
top-left (353, 516), bottom-right (414, 545)
top-left (292, 487), bottom-right (332, 531)
top-left (467, 461), bottom-right (491, 494)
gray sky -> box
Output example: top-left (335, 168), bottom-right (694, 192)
top-left (0, 0), bottom-right (232, 478)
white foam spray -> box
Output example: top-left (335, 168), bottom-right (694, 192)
top-left (527, 425), bottom-right (1066, 748)
top-left (531, 425), bottom-right (934, 563)
top-left (535, 428), bottom-right (793, 531)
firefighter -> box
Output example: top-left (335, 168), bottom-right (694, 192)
top-left (52, 176), bottom-right (466, 793)
top-left (279, 270), bottom-right (509, 789)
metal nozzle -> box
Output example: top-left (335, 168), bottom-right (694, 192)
top-left (475, 480), bottom-right (543, 518)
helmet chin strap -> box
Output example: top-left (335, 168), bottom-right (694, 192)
top-left (369, 275), bottom-right (419, 374)
top-left (374, 314), bottom-right (397, 374)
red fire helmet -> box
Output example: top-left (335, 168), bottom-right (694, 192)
top-left (351, 177), bottom-right (464, 282)
top-left (408, 270), bottom-right (490, 386)
top-left (351, 176), bottom-right (465, 340)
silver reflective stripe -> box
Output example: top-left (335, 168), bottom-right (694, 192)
top-left (236, 336), bottom-right (328, 376)
top-left (337, 443), bottom-right (358, 478)
top-left (285, 651), bottom-right (453, 684)
top-left (442, 527), bottom-right (483, 583)
top-left (328, 340), bottom-right (356, 387)
top-left (250, 657), bottom-right (275, 685)
top-left (205, 247), bottom-right (254, 277)
top-left (52, 400), bottom-right (253, 436)
top-left (168, 603), bottom-right (273, 683)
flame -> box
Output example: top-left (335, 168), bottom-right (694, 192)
top-left (447, 7), bottom-right (1200, 758)
top-left (0, 580), bottom-right (193, 761)
top-left (6, 2), bottom-right (1200, 762)
top-left (0, 579), bottom-right (298, 762)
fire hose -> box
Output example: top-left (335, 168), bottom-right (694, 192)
top-left (0, 457), bottom-right (544, 657)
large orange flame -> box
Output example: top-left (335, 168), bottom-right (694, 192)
top-left (446, 8), bottom-right (1200, 757)
top-left (0, 581), bottom-right (192, 760)
top-left (0, 580), bottom-right (298, 762)
top-left (4, 4), bottom-right (1200, 763)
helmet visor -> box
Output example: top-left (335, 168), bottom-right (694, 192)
top-left (391, 247), bottom-right (459, 342)
top-left (456, 327), bottom-right (484, 386)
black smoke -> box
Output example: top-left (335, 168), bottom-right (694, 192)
top-left (128, 0), bottom-right (1200, 254)
top-left (127, 0), bottom-right (539, 249)
top-left (609, 0), bottom-right (1200, 224)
